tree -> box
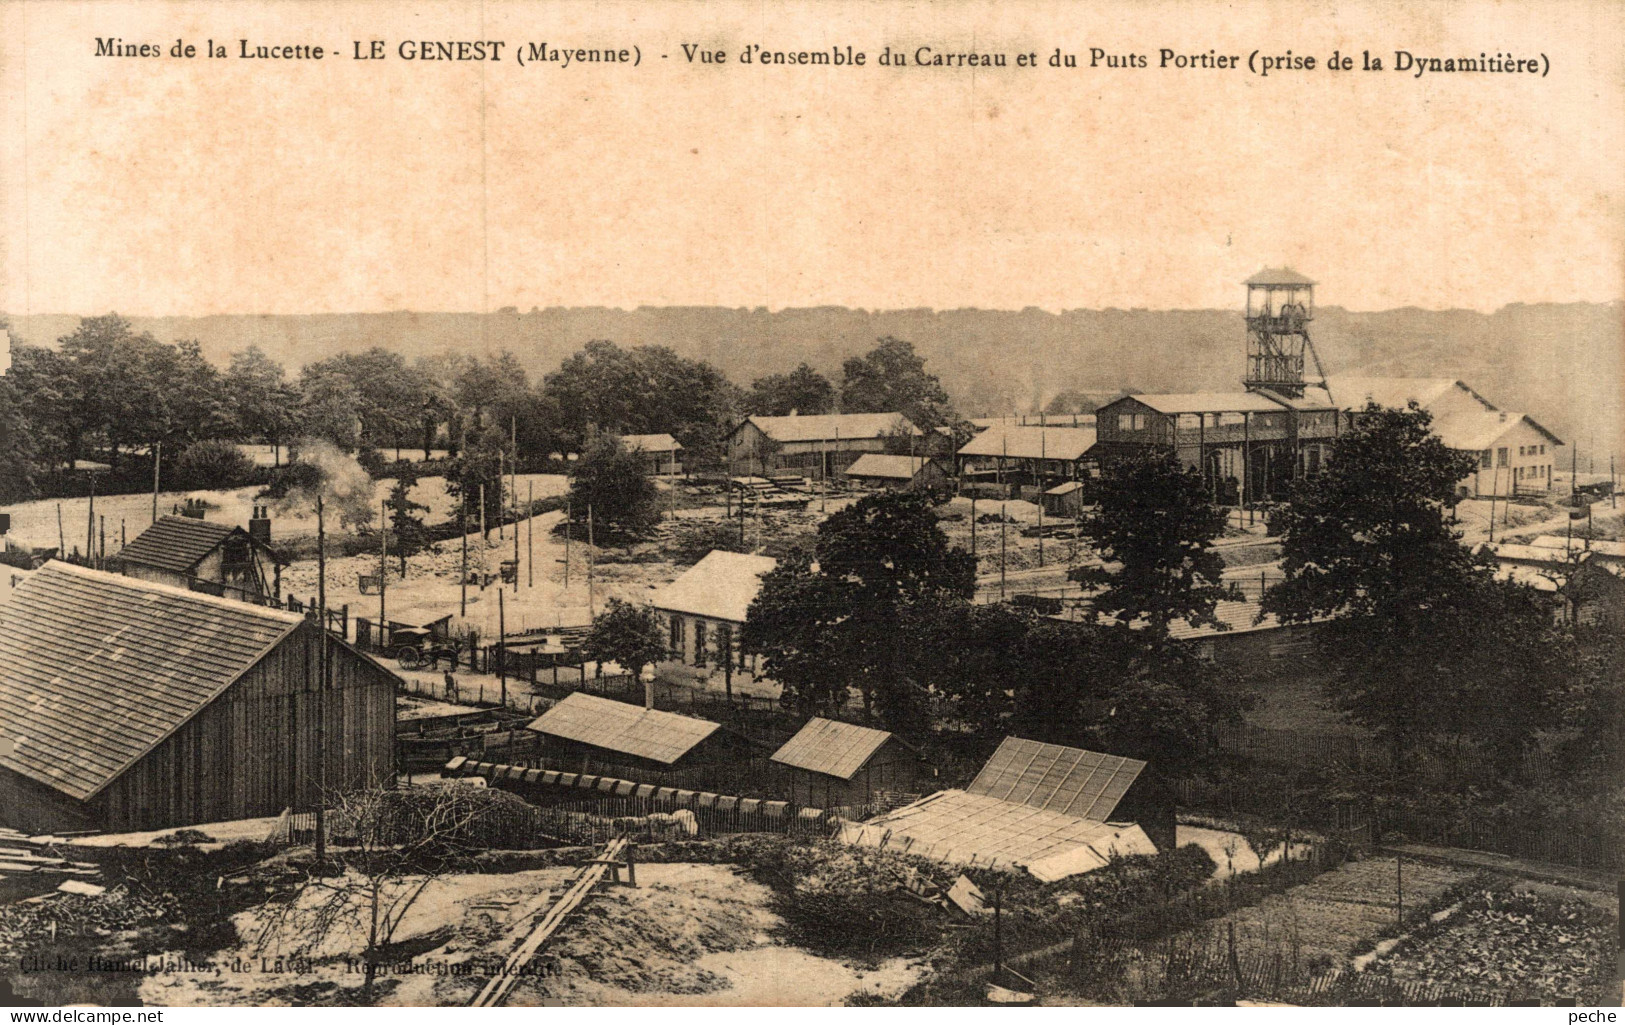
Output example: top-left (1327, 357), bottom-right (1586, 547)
top-left (1261, 403), bottom-right (1500, 760)
top-left (743, 491), bottom-right (975, 728)
top-left (1070, 451), bottom-right (1229, 638)
top-left (443, 426), bottom-right (505, 539)
top-left (748, 363), bottom-right (835, 416)
top-left (172, 439), bottom-right (256, 491)
top-left (567, 433), bottom-right (660, 532)
top-left (0, 373), bottom-right (39, 502)
top-left (386, 465), bottom-right (431, 575)
top-left (581, 598), bottom-right (668, 678)
top-left (1044, 390), bottom-right (1100, 416)
top-left (297, 365), bottom-right (364, 452)
top-left (839, 337), bottom-right (955, 431)
top-left (224, 346), bottom-right (298, 463)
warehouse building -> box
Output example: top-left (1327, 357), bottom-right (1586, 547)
top-left (725, 412), bottom-right (921, 478)
top-left (0, 564), bottom-right (398, 834)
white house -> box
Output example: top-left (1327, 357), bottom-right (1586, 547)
top-left (1324, 376), bottom-right (1563, 497)
top-left (648, 550), bottom-right (777, 682)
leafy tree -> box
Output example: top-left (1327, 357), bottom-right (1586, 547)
top-left (6, 343), bottom-right (76, 471)
top-left (1262, 403), bottom-right (1502, 760)
top-left (839, 337), bottom-right (955, 431)
top-left (567, 433), bottom-right (660, 532)
top-left (386, 465), bottom-right (432, 575)
top-left (443, 426), bottom-right (505, 538)
top-left (223, 346), bottom-right (297, 463)
top-left (748, 363), bottom-right (835, 416)
top-left (1070, 451), bottom-right (1229, 638)
top-left (743, 491), bottom-right (975, 728)
top-left (297, 365), bottom-right (363, 451)
top-left (1044, 390), bottom-right (1100, 416)
top-left (543, 340), bottom-right (741, 464)
top-left (581, 598), bottom-right (669, 678)
top-left (0, 373), bottom-right (39, 502)
top-left (171, 439), bottom-right (256, 491)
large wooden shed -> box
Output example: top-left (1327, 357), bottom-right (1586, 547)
top-left (769, 717), bottom-right (918, 810)
top-left (0, 563), bottom-right (398, 834)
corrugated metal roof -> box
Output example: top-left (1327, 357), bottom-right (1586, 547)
top-left (620, 433), bottom-right (682, 453)
top-left (958, 424), bottom-right (1097, 461)
top-left (845, 454), bottom-right (932, 480)
top-left (526, 692), bottom-right (720, 765)
top-left (649, 550), bottom-right (777, 623)
top-left (742, 412), bottom-right (919, 443)
top-left (116, 516), bottom-right (241, 573)
top-left (771, 717), bottom-right (894, 780)
top-left (967, 737), bottom-right (1145, 822)
top-left (1245, 267), bottom-right (1315, 286)
top-left (1118, 392), bottom-right (1287, 415)
top-left (0, 563), bottom-right (305, 801)
top-left (838, 789), bottom-right (1156, 876)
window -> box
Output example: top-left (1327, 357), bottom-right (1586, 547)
top-left (1540, 444), bottom-right (1546, 455)
top-left (670, 615), bottom-right (684, 655)
top-left (1134, 413), bottom-right (1145, 430)
top-left (1117, 413), bottom-right (1145, 431)
top-left (694, 621), bottom-right (708, 667)
top-left (1219, 412), bottom-right (1245, 426)
top-left (1480, 451), bottom-right (1492, 469)
top-left (715, 623), bottom-right (732, 668)
top-left (1515, 467), bottom-right (1523, 480)
top-left (1177, 413), bottom-right (1202, 430)
top-left (1497, 447), bottom-right (1508, 467)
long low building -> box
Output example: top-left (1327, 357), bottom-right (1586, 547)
top-left (725, 412), bottom-right (921, 478)
top-left (0, 563), bottom-right (398, 834)
top-left (526, 692), bottom-right (752, 774)
top-left (839, 736), bottom-right (1163, 881)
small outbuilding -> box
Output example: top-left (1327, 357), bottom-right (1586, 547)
top-left (526, 692), bottom-right (752, 775)
top-left (113, 515), bottom-right (283, 603)
top-left (770, 717), bottom-right (918, 809)
top-left (0, 563), bottom-right (398, 834)
top-left (843, 454), bottom-right (949, 493)
top-left (1042, 480), bottom-right (1088, 518)
top-left (837, 737), bottom-right (1168, 880)
top-left (620, 433), bottom-right (684, 476)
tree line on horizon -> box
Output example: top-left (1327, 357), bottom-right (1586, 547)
top-left (0, 314), bottom-right (964, 504)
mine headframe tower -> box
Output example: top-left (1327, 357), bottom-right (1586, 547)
top-left (1243, 268), bottom-right (1327, 399)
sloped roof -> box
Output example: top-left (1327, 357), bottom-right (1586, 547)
top-left (620, 433), bottom-right (682, 454)
top-left (1486, 542), bottom-right (1573, 566)
top-left (967, 737), bottom-right (1145, 822)
top-left (1113, 392), bottom-right (1286, 415)
top-left (1430, 407), bottom-right (1564, 450)
top-left (1323, 376), bottom-right (1488, 414)
top-left (838, 789), bottom-right (1156, 876)
top-left (845, 454), bottom-right (933, 480)
top-left (1248, 388), bottom-right (1338, 412)
top-left (116, 516), bottom-right (243, 573)
top-left (527, 692), bottom-right (720, 765)
top-left (0, 563), bottom-right (305, 801)
top-left (958, 424), bottom-right (1097, 461)
top-left (1045, 481), bottom-right (1085, 496)
top-left (1245, 267), bottom-right (1315, 286)
top-left (771, 717), bottom-right (895, 780)
top-left (649, 550), bottom-right (777, 623)
top-left (741, 412), bottom-right (919, 443)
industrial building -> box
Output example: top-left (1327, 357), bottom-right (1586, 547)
top-left (956, 423), bottom-right (1099, 490)
top-left (724, 412), bottom-right (921, 478)
top-left (0, 564), bottom-right (398, 834)
top-left (619, 433), bottom-right (684, 476)
top-left (842, 454), bottom-right (949, 493)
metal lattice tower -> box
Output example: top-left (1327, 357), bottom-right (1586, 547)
top-left (1243, 268), bottom-right (1324, 398)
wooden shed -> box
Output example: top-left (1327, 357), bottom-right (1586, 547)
top-left (526, 692), bottom-right (752, 776)
top-left (0, 563), bottom-right (398, 834)
top-left (843, 454), bottom-right (949, 494)
top-left (769, 717), bottom-right (918, 810)
top-left (113, 515), bottom-right (283, 603)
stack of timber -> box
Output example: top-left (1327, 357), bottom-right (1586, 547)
top-left (0, 827), bottom-right (103, 895)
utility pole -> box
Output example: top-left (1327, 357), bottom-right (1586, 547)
top-left (970, 493), bottom-right (977, 560)
top-left (527, 480), bottom-right (534, 588)
top-left (152, 442), bottom-right (161, 524)
top-left (564, 496), bottom-right (572, 588)
top-left (497, 586), bottom-right (507, 707)
top-left (56, 503), bottom-right (65, 559)
top-left (1037, 430), bottom-right (1045, 569)
top-left (669, 444), bottom-right (677, 521)
top-left (478, 484), bottom-right (487, 578)
top-left (459, 500), bottom-right (468, 617)
top-left (587, 503), bottom-right (596, 614)
top-left (315, 495), bottom-right (327, 868)
top-left (497, 451), bottom-right (505, 541)
top-left (379, 499), bottom-right (388, 641)
top-left (86, 477), bottom-right (95, 568)
top-left (1000, 502), bottom-right (1007, 600)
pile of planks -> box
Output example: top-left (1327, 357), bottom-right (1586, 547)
top-left (0, 827), bottom-right (103, 891)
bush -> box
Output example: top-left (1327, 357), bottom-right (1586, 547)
top-left (356, 446), bottom-right (388, 479)
top-left (172, 440), bottom-right (256, 491)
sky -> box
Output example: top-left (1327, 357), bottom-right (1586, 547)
top-left (2, 0), bottom-right (1622, 316)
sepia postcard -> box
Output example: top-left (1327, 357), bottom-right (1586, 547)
top-left (0, 0), bottom-right (1620, 1013)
